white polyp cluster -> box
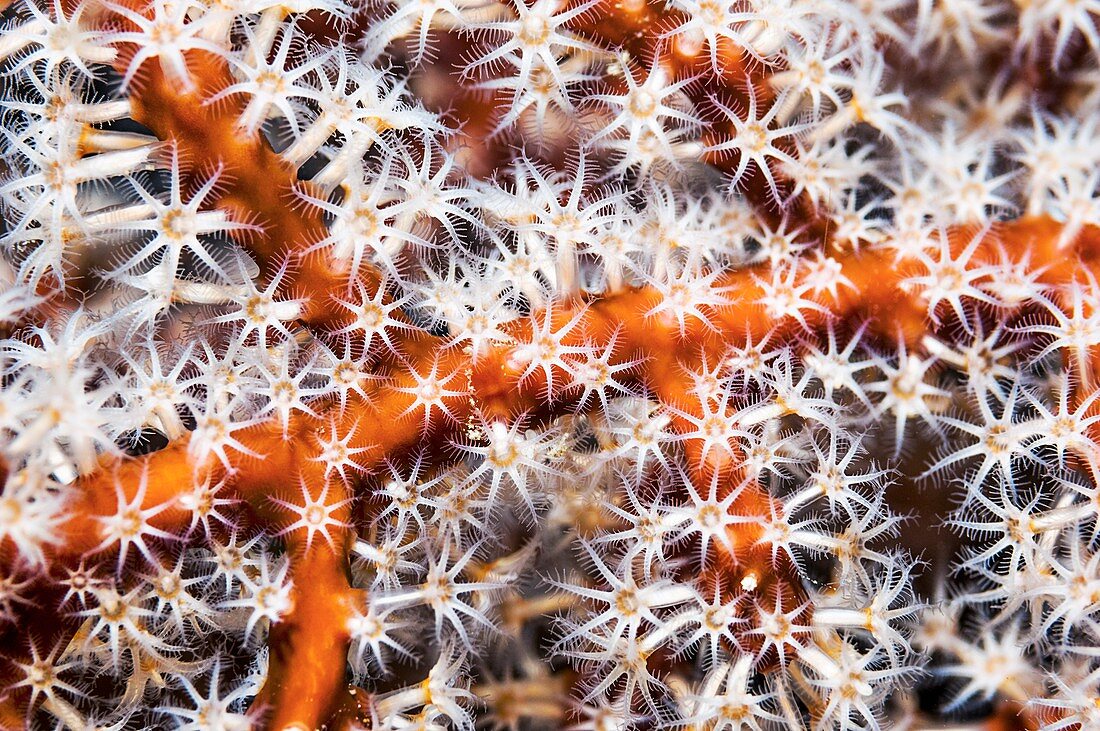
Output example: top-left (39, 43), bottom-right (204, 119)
top-left (2, 0), bottom-right (1100, 729)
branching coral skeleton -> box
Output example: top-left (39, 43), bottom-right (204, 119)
top-left (2, 0), bottom-right (1100, 730)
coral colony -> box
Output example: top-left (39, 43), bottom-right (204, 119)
top-left (4, 0), bottom-right (1100, 729)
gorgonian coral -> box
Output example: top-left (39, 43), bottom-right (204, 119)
top-left (1, 0), bottom-right (1100, 729)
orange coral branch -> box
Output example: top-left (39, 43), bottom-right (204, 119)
top-left (252, 473), bottom-right (362, 731)
top-left (9, 2), bottom-right (1097, 728)
top-left (32, 206), bottom-right (1097, 726)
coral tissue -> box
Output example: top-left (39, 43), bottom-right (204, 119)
top-left (2, 0), bottom-right (1100, 729)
